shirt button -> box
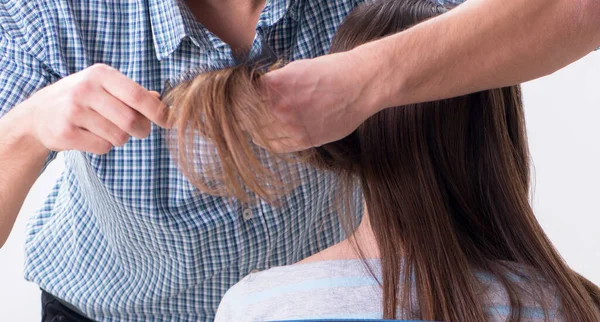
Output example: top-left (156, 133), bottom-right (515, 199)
top-left (250, 269), bottom-right (261, 274)
top-left (242, 208), bottom-right (253, 221)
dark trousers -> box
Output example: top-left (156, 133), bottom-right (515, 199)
top-left (41, 290), bottom-right (95, 322)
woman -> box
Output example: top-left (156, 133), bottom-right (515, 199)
top-left (166, 0), bottom-right (600, 321)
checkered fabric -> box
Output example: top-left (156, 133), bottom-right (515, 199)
top-left (0, 0), bottom-right (466, 321)
top-left (0, 1), bottom-right (366, 321)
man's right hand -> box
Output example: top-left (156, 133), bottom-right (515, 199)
top-left (0, 63), bottom-right (169, 247)
top-left (19, 63), bottom-right (170, 155)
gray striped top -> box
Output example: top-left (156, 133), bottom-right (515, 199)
top-left (215, 259), bottom-right (563, 322)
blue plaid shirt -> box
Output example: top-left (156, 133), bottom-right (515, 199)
top-left (0, 0), bottom-right (370, 321)
top-left (0, 0), bottom-right (480, 321)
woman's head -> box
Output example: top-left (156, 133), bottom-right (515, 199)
top-left (166, 0), bottom-right (600, 320)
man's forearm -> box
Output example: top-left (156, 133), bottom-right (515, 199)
top-left (357, 0), bottom-right (600, 111)
top-left (0, 106), bottom-right (48, 248)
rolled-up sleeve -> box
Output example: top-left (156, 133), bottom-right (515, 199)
top-left (0, 29), bottom-right (56, 170)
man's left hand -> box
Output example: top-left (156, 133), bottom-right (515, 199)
top-left (258, 51), bottom-right (380, 153)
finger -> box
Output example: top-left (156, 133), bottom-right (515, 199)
top-left (88, 88), bottom-right (152, 139)
top-left (73, 108), bottom-right (131, 147)
top-left (68, 128), bottom-right (114, 155)
top-left (149, 90), bottom-right (177, 128)
top-left (98, 68), bottom-right (170, 128)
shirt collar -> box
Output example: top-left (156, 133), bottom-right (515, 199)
top-left (148, 0), bottom-right (188, 60)
top-left (149, 0), bottom-right (294, 61)
top-left (261, 0), bottom-right (295, 27)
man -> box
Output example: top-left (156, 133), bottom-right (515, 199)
top-left (0, 0), bottom-right (598, 321)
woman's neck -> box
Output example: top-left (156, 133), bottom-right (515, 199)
top-left (298, 206), bottom-right (380, 264)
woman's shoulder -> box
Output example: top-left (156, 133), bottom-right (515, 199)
top-left (216, 259), bottom-right (565, 322)
top-left (231, 258), bottom-right (377, 294)
top-left (214, 259), bottom-right (381, 322)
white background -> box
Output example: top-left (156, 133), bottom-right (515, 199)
top-left (1, 53), bottom-right (599, 320)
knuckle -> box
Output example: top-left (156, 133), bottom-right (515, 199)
top-left (121, 112), bottom-right (140, 132)
top-left (65, 102), bottom-right (83, 120)
top-left (128, 87), bottom-right (145, 104)
top-left (93, 145), bottom-right (111, 155)
top-left (89, 63), bottom-right (113, 75)
top-left (70, 81), bottom-right (92, 102)
top-left (114, 132), bottom-right (130, 146)
top-left (82, 64), bottom-right (115, 83)
top-left (57, 124), bottom-right (77, 140)
top-left (138, 120), bottom-right (151, 138)
top-left (98, 142), bottom-right (113, 154)
top-left (90, 139), bottom-right (113, 155)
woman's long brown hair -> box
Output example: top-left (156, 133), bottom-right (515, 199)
top-left (165, 0), bottom-right (600, 320)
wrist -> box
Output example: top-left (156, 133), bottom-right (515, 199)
top-left (3, 102), bottom-right (50, 159)
top-left (347, 36), bottom-right (410, 118)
